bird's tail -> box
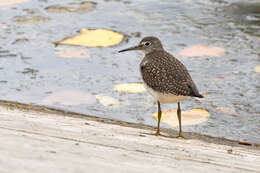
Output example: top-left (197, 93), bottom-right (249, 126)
top-left (194, 93), bottom-right (204, 98)
top-left (187, 82), bottom-right (204, 98)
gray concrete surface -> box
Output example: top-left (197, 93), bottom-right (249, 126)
top-left (0, 103), bottom-right (259, 173)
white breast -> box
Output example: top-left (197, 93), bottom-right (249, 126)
top-left (143, 83), bottom-right (188, 104)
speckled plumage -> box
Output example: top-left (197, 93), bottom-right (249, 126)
top-left (140, 50), bottom-right (201, 98)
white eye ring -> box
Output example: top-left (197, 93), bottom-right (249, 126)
top-left (144, 41), bottom-right (151, 46)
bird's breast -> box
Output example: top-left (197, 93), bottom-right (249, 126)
top-left (143, 83), bottom-right (188, 104)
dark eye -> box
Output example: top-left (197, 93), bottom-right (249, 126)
top-left (144, 42), bottom-right (151, 46)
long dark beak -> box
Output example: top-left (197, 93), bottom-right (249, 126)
top-left (118, 45), bottom-right (140, 53)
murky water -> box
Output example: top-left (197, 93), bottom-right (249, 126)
top-left (0, 0), bottom-right (259, 143)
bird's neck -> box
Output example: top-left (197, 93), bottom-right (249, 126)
top-left (144, 48), bottom-right (164, 56)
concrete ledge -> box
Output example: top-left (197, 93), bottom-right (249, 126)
top-left (0, 101), bottom-right (259, 173)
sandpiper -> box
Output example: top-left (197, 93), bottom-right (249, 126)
top-left (119, 36), bottom-right (203, 138)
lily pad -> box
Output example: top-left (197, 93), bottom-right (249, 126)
top-left (177, 45), bottom-right (225, 58)
top-left (114, 83), bottom-right (145, 93)
top-left (254, 65), bottom-right (260, 73)
top-left (216, 107), bottom-right (237, 115)
top-left (42, 90), bottom-right (96, 106)
top-left (96, 95), bottom-right (120, 107)
top-left (55, 49), bottom-right (89, 59)
top-left (45, 1), bottom-right (96, 14)
top-left (0, 24), bottom-right (8, 29)
top-left (0, 0), bottom-right (28, 7)
top-left (15, 16), bottom-right (51, 24)
top-left (55, 29), bottom-right (124, 47)
top-left (153, 109), bottom-right (210, 127)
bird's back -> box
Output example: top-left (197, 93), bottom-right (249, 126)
top-left (140, 50), bottom-right (203, 98)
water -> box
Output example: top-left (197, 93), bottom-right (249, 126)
top-left (0, 0), bottom-right (259, 143)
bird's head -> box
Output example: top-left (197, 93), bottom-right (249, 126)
top-left (119, 36), bottom-right (163, 54)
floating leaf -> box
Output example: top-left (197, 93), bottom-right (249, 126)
top-left (12, 38), bottom-right (29, 44)
top-left (55, 49), bottom-right (89, 59)
top-left (153, 109), bottom-right (210, 127)
top-left (45, 1), bottom-right (96, 14)
top-left (216, 107), bottom-right (237, 115)
top-left (15, 16), bottom-right (51, 24)
top-left (254, 65), bottom-right (260, 73)
top-left (21, 68), bottom-right (39, 74)
top-left (114, 83), bottom-right (145, 93)
top-left (0, 24), bottom-right (8, 29)
top-left (177, 45), bottom-right (225, 58)
top-left (55, 29), bottom-right (124, 47)
top-left (96, 95), bottom-right (120, 107)
top-left (42, 90), bottom-right (96, 105)
top-left (0, 0), bottom-right (28, 7)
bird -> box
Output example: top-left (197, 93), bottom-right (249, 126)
top-left (118, 36), bottom-right (203, 138)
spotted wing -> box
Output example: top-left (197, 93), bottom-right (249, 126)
top-left (140, 51), bottom-right (202, 97)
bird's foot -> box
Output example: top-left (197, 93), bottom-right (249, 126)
top-left (154, 133), bottom-right (168, 138)
top-left (176, 135), bottom-right (185, 139)
top-left (155, 131), bottom-right (160, 136)
top-left (141, 131), bottom-right (168, 137)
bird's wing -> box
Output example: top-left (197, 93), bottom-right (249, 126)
top-left (140, 51), bottom-right (201, 97)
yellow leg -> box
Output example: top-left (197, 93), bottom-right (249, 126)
top-left (156, 101), bottom-right (161, 136)
top-left (177, 102), bottom-right (184, 138)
